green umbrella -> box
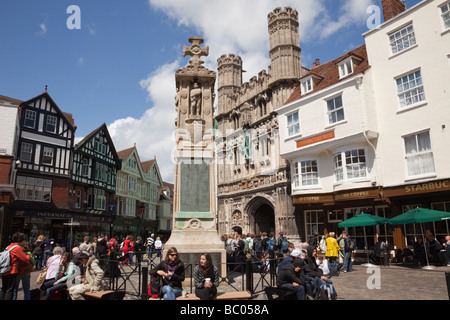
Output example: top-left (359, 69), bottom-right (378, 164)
top-left (388, 208), bottom-right (450, 270)
top-left (338, 213), bottom-right (389, 266)
top-left (388, 208), bottom-right (450, 224)
top-left (338, 213), bottom-right (389, 228)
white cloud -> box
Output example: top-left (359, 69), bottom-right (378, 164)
top-left (108, 0), bottom-right (376, 183)
top-left (316, 0), bottom-right (375, 39)
top-left (108, 61), bottom-right (180, 183)
top-left (86, 23), bottom-right (96, 36)
top-left (38, 23), bottom-right (47, 36)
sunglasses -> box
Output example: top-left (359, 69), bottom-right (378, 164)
top-left (169, 253), bottom-right (178, 257)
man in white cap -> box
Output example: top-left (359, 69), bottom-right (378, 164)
top-left (277, 248), bottom-right (304, 274)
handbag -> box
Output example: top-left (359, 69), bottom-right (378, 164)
top-left (36, 268), bottom-right (48, 285)
top-left (148, 275), bottom-right (162, 298)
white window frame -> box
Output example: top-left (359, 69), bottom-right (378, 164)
top-left (24, 110), bottom-right (37, 129)
top-left (326, 94), bottom-right (345, 126)
top-left (440, 1), bottom-right (450, 32)
top-left (45, 115), bottom-right (57, 133)
top-left (286, 111), bottom-right (300, 137)
top-left (333, 148), bottom-right (368, 183)
top-left (300, 76), bottom-right (313, 94)
top-left (20, 142), bottom-right (33, 162)
top-left (403, 130), bottom-right (435, 179)
top-left (297, 160), bottom-right (320, 188)
top-left (94, 189), bottom-right (106, 210)
top-left (389, 23), bottom-right (417, 55)
top-left (338, 57), bottom-right (354, 79)
top-left (395, 69), bottom-right (426, 109)
top-left (42, 147), bottom-right (54, 166)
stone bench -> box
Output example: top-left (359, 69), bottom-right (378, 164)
top-left (82, 290), bottom-right (125, 300)
top-left (149, 290), bottom-right (252, 300)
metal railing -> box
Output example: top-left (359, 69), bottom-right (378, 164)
top-left (98, 252), bottom-right (284, 300)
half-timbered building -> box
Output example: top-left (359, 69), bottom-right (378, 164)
top-left (12, 90), bottom-right (77, 245)
top-left (69, 123), bottom-right (121, 241)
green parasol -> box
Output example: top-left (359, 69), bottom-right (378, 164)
top-left (338, 213), bottom-right (389, 228)
top-left (388, 208), bottom-right (450, 225)
top-left (338, 213), bottom-right (389, 266)
top-left (388, 208), bottom-right (450, 270)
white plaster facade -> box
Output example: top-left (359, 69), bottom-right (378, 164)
top-left (364, 0), bottom-right (450, 188)
top-left (278, 66), bottom-right (379, 196)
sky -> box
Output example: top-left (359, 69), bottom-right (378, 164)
top-left (0, 0), bottom-right (423, 183)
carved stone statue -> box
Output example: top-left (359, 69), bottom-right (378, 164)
top-left (190, 82), bottom-right (202, 116)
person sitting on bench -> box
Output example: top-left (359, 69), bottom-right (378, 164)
top-left (276, 259), bottom-right (307, 300)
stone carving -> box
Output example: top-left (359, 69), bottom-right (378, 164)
top-left (190, 82), bottom-right (202, 116)
top-left (183, 37), bottom-right (209, 66)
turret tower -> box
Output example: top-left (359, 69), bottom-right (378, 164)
top-left (217, 54), bottom-right (243, 115)
top-left (268, 7), bottom-right (302, 87)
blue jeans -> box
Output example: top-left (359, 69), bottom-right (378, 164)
top-left (35, 257), bottom-right (43, 269)
top-left (13, 275), bottom-right (30, 300)
top-left (161, 285), bottom-right (182, 300)
top-left (344, 251), bottom-right (353, 272)
top-left (43, 282), bottom-right (66, 300)
top-left (43, 250), bottom-right (52, 265)
top-left (280, 283), bottom-right (305, 300)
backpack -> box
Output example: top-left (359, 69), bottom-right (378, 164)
top-left (254, 238), bottom-right (262, 252)
top-left (314, 282), bottom-right (337, 300)
top-left (329, 263), bottom-right (340, 277)
top-left (281, 237), bottom-right (289, 252)
top-left (268, 238), bottom-right (276, 252)
top-left (0, 245), bottom-right (19, 274)
top-left (348, 238), bottom-right (356, 251)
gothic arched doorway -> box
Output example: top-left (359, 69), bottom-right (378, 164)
top-left (246, 196), bottom-right (275, 235)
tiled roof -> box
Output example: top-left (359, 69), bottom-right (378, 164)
top-left (285, 44), bottom-right (370, 104)
top-left (117, 146), bottom-right (135, 161)
top-left (160, 181), bottom-right (174, 201)
top-left (141, 159), bottom-right (155, 173)
top-left (0, 95), bottom-right (23, 105)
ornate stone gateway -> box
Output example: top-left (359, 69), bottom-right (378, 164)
top-left (165, 37), bottom-right (226, 273)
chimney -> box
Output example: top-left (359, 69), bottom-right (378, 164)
top-left (381, 0), bottom-right (406, 22)
top-left (313, 59), bottom-right (320, 68)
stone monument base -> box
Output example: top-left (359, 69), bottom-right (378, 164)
top-left (164, 229), bottom-right (227, 277)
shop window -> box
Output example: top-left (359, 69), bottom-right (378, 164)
top-left (305, 210), bottom-right (325, 241)
top-left (16, 176), bottom-right (52, 202)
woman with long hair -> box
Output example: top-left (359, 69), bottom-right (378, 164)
top-left (40, 251), bottom-right (76, 300)
top-left (149, 247), bottom-right (185, 300)
top-left (194, 253), bottom-right (219, 300)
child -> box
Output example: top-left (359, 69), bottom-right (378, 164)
top-left (316, 256), bottom-right (333, 283)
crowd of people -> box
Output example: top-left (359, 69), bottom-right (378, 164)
top-left (1, 229), bottom-right (450, 301)
top-left (0, 231), bottom-right (168, 300)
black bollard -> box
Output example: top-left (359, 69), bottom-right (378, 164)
top-left (384, 245), bottom-right (389, 266)
top-left (141, 260), bottom-right (149, 300)
top-left (246, 258), bottom-right (253, 294)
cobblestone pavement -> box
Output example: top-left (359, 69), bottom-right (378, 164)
top-left (18, 262), bottom-right (450, 300)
